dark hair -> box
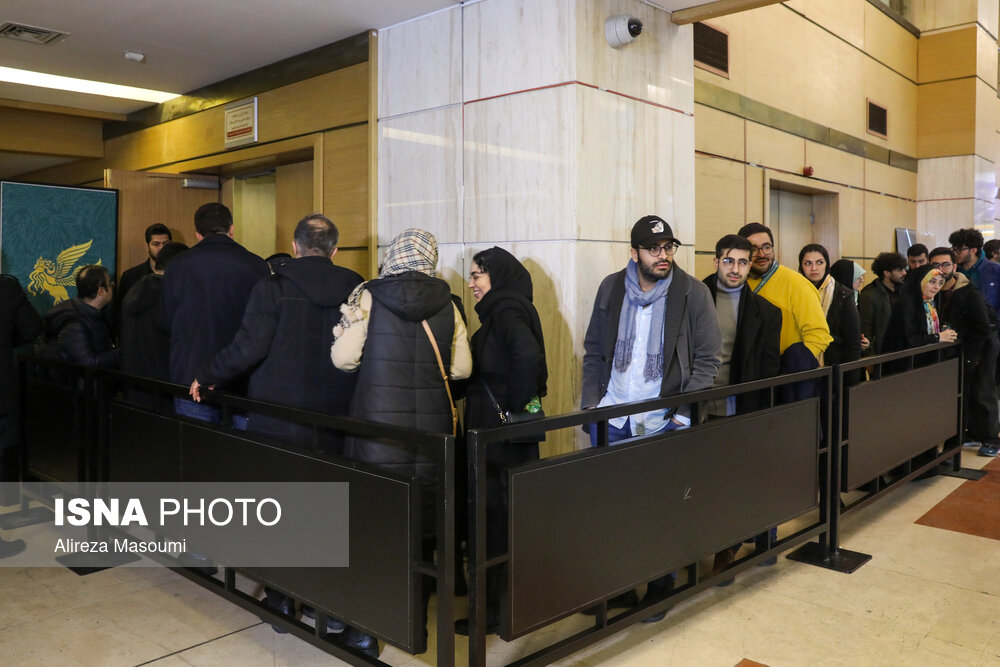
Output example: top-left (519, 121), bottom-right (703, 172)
top-left (927, 246), bottom-right (956, 264)
top-left (145, 223), bottom-right (172, 243)
top-left (871, 251), bottom-right (906, 277)
top-left (75, 265), bottom-right (110, 300)
top-left (154, 242), bottom-right (189, 271)
top-left (984, 239), bottom-right (1000, 260)
top-left (194, 203), bottom-right (233, 236)
top-left (737, 222), bottom-right (774, 245)
top-left (715, 234), bottom-right (752, 258)
top-left (471, 247), bottom-right (495, 274)
top-left (906, 243), bottom-right (928, 258)
top-left (293, 214), bottom-right (339, 256)
top-left (797, 243), bottom-right (830, 270)
top-left (948, 228), bottom-right (984, 251)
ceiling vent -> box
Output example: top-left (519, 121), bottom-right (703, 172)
top-left (0, 22), bottom-right (68, 46)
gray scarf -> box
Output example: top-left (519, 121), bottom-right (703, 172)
top-left (614, 260), bottom-right (671, 382)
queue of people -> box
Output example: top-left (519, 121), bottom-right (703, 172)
top-left (5, 205), bottom-right (1000, 655)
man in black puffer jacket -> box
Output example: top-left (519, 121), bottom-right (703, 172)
top-left (190, 215), bottom-right (363, 446)
top-left (41, 265), bottom-right (119, 369)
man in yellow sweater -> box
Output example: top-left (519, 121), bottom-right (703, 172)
top-left (738, 223), bottom-right (832, 363)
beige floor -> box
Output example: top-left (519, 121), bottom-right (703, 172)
top-left (0, 449), bottom-right (998, 667)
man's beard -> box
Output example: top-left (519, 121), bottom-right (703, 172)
top-left (638, 256), bottom-right (671, 283)
top-left (749, 257), bottom-right (773, 278)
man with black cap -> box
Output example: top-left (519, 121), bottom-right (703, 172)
top-left (582, 214), bottom-right (721, 621)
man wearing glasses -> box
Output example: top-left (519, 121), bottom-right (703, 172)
top-left (581, 214), bottom-right (721, 619)
top-left (928, 247), bottom-right (999, 458)
top-left (948, 228), bottom-right (1000, 321)
top-left (737, 223), bottom-right (831, 370)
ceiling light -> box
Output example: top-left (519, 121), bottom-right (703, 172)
top-left (0, 65), bottom-right (178, 103)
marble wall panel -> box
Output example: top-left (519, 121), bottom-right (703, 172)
top-left (916, 199), bottom-right (975, 249)
top-left (975, 155), bottom-right (997, 204)
top-left (379, 7), bottom-right (462, 119)
top-left (917, 155), bottom-right (975, 200)
top-left (378, 106), bottom-right (463, 246)
top-left (866, 192), bottom-right (918, 258)
top-left (976, 78), bottom-right (998, 160)
top-left (462, 0), bottom-right (575, 102)
top-left (463, 85), bottom-right (577, 243)
top-left (976, 27), bottom-right (998, 90)
top-left (576, 0), bottom-right (693, 113)
top-left (981, 0), bottom-right (1000, 40)
top-left (974, 198), bottom-right (997, 231)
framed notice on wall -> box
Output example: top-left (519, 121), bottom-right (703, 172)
top-left (0, 181), bottom-right (118, 314)
top-left (225, 97), bottom-right (258, 149)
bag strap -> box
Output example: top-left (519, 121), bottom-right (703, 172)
top-left (421, 319), bottom-right (458, 436)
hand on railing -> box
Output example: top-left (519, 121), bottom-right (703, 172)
top-left (189, 379), bottom-right (215, 403)
top-left (939, 327), bottom-right (957, 343)
top-left (860, 334), bottom-right (870, 351)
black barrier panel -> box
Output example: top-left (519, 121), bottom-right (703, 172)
top-left (24, 380), bottom-right (86, 485)
top-left (178, 423), bottom-right (418, 650)
top-left (506, 400), bottom-right (819, 637)
top-left (845, 358), bottom-right (958, 491)
top-left (109, 403), bottom-right (182, 482)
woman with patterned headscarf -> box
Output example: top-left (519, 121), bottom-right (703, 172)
top-left (882, 265), bottom-right (957, 353)
top-left (332, 228), bottom-right (471, 478)
top-left (330, 228), bottom-right (471, 656)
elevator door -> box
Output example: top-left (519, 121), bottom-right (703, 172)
top-left (769, 189), bottom-right (814, 266)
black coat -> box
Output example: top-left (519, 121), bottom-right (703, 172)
top-left (938, 278), bottom-right (991, 365)
top-left (823, 282), bottom-right (862, 367)
top-left (41, 298), bottom-right (119, 369)
top-left (703, 277), bottom-right (782, 412)
top-left (883, 265), bottom-right (941, 353)
top-left (161, 234), bottom-right (268, 385)
top-left (115, 260), bottom-right (153, 337)
top-left (858, 280), bottom-right (895, 355)
top-left (197, 255), bottom-right (363, 444)
top-left (0, 275), bottom-right (43, 415)
top-left (345, 271), bottom-right (456, 480)
top-left (466, 249), bottom-right (547, 458)
top-left (120, 274), bottom-right (169, 381)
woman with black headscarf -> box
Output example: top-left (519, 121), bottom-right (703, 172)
top-left (455, 246), bottom-right (547, 635)
top-left (799, 244), bottom-right (862, 368)
top-left (882, 264), bottom-right (957, 352)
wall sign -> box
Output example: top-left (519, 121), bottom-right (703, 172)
top-left (224, 97), bottom-right (258, 149)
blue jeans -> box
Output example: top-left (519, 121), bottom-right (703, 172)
top-left (588, 417), bottom-right (683, 447)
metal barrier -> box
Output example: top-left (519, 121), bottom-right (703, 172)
top-left (466, 367), bottom-right (833, 667)
top-left (788, 342), bottom-right (963, 572)
top-left (17, 358), bottom-right (456, 667)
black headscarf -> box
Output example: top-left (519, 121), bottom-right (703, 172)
top-left (472, 247), bottom-right (547, 396)
top-left (829, 259), bottom-right (857, 291)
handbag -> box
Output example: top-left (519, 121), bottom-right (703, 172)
top-left (421, 320), bottom-right (458, 436)
top-left (481, 380), bottom-right (545, 442)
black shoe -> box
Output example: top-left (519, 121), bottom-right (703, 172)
top-left (0, 538), bottom-right (25, 559)
top-left (300, 605), bottom-right (346, 634)
top-left (582, 589), bottom-right (639, 615)
top-left (454, 616), bottom-right (499, 636)
top-left (641, 577), bottom-right (675, 623)
top-left (342, 627), bottom-right (380, 658)
top-left (713, 549), bottom-right (736, 587)
top-left (263, 594), bottom-right (294, 634)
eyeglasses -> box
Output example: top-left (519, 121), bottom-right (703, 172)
top-left (642, 243), bottom-right (679, 257)
top-left (750, 243), bottom-right (774, 257)
top-left (930, 261), bottom-right (953, 270)
top-left (951, 246), bottom-right (969, 253)
top-left (720, 257), bottom-right (750, 269)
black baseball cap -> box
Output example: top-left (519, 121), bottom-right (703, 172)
top-left (631, 215), bottom-right (681, 247)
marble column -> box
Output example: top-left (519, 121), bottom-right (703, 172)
top-left (378, 0), bottom-right (693, 453)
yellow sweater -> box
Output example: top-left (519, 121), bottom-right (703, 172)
top-left (746, 264), bottom-right (832, 360)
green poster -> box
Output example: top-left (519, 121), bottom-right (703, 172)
top-left (0, 181), bottom-right (118, 314)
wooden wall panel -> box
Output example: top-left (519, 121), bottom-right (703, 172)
top-left (694, 253), bottom-right (716, 282)
top-left (333, 248), bottom-right (371, 280)
top-left (232, 174), bottom-right (277, 259)
top-left (864, 57), bottom-right (918, 156)
top-left (746, 122), bottom-right (804, 174)
top-left (864, 1), bottom-right (917, 81)
top-left (975, 78), bottom-right (998, 161)
top-left (274, 161), bottom-right (315, 255)
top-left (695, 155), bottom-right (745, 250)
top-left (785, 0), bottom-right (865, 49)
top-left (917, 26), bottom-right (976, 83)
top-left (695, 104), bottom-right (745, 161)
top-left (917, 78), bottom-right (976, 158)
top-left (839, 186), bottom-right (865, 257)
top-left (805, 141), bottom-right (864, 188)
top-left (864, 192), bottom-right (916, 258)
top-left (865, 160), bottom-right (917, 200)
top-left (104, 170), bottom-right (217, 275)
top-left (745, 164), bottom-right (765, 222)
top-left (0, 108), bottom-right (103, 158)
top-left (323, 125), bottom-right (370, 249)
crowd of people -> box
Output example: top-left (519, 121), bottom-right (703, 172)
top-left (3, 204), bottom-right (999, 654)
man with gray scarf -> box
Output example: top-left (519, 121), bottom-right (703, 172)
top-left (581, 214), bottom-right (722, 620)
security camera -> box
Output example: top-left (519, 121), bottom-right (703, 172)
top-left (605, 14), bottom-right (643, 49)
